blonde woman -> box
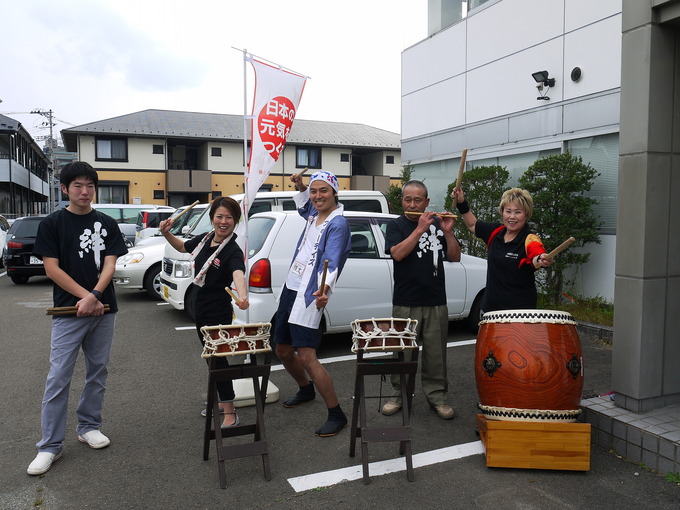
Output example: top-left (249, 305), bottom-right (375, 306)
top-left (451, 187), bottom-right (553, 312)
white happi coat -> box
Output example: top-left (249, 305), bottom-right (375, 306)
top-left (286, 190), bottom-right (351, 328)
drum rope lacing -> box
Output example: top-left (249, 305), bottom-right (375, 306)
top-left (350, 317), bottom-right (419, 353)
top-left (479, 310), bottom-right (577, 326)
top-left (201, 323), bottom-right (272, 357)
top-left (478, 403), bottom-right (582, 422)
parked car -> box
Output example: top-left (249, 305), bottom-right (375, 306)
top-left (134, 208), bottom-right (176, 245)
top-left (227, 211), bottom-right (487, 334)
top-left (113, 203), bottom-right (208, 299)
top-left (92, 204), bottom-right (175, 246)
top-left (0, 215), bottom-right (10, 269)
top-left (160, 190), bottom-right (391, 318)
top-left (3, 215), bottom-right (47, 284)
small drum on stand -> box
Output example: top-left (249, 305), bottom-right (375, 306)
top-left (475, 310), bottom-right (584, 422)
top-left (200, 323), bottom-right (272, 358)
top-left (350, 318), bottom-right (419, 353)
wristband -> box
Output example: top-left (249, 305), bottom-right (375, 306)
top-left (90, 289), bottom-right (103, 301)
top-left (456, 200), bottom-right (470, 214)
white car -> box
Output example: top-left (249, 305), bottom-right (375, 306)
top-left (113, 204), bottom-right (208, 299)
top-left (232, 211), bottom-right (487, 334)
top-left (160, 190), bottom-right (391, 317)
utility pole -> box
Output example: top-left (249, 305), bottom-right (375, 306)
top-left (31, 109), bottom-right (55, 213)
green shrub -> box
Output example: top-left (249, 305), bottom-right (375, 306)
top-left (444, 164), bottom-right (509, 258)
top-left (519, 153), bottom-right (601, 303)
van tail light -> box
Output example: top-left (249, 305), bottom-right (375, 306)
top-left (7, 241), bottom-right (23, 249)
top-left (249, 258), bottom-right (271, 288)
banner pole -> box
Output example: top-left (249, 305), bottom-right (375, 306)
top-left (242, 48), bottom-right (250, 323)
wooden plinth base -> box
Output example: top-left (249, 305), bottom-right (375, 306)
top-left (476, 414), bottom-right (591, 471)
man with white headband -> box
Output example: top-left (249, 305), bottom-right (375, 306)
top-left (273, 170), bottom-right (351, 437)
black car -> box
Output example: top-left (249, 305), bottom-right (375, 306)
top-left (3, 215), bottom-right (46, 284)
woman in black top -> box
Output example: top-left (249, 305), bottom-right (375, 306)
top-left (160, 197), bottom-right (249, 427)
top-left (451, 187), bottom-right (553, 312)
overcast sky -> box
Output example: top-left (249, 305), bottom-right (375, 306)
top-left (1, 0), bottom-right (427, 144)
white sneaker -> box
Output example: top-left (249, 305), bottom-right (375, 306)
top-left (27, 451), bottom-right (62, 475)
top-left (78, 430), bottom-right (111, 449)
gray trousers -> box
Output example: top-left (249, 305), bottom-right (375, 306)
top-left (390, 305), bottom-right (449, 407)
top-left (36, 313), bottom-right (116, 453)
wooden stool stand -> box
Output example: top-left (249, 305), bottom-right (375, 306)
top-left (476, 414), bottom-right (591, 471)
top-left (203, 353), bottom-right (272, 488)
top-left (349, 349), bottom-right (419, 484)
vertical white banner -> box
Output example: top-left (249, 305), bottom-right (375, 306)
top-left (244, 58), bottom-right (307, 218)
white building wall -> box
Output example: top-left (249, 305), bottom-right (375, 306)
top-left (403, 0), bottom-right (622, 140)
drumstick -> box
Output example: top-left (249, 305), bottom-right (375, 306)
top-left (544, 237), bottom-right (576, 260)
top-left (406, 211), bottom-right (458, 218)
top-left (318, 259), bottom-right (329, 295)
top-left (46, 305), bottom-right (110, 316)
top-left (225, 287), bottom-right (239, 302)
top-left (291, 167), bottom-right (309, 181)
top-left (452, 149), bottom-right (467, 207)
top-left (171, 200), bottom-right (200, 222)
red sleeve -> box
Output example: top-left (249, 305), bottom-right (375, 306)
top-left (518, 233), bottom-right (546, 268)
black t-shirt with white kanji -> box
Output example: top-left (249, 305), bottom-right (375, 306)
top-left (385, 215), bottom-right (448, 307)
top-left (34, 208), bottom-right (128, 311)
top-left (184, 233), bottom-right (246, 325)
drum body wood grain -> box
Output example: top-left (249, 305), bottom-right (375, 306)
top-left (475, 310), bottom-right (584, 422)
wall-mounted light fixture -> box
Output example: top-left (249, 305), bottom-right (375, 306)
top-left (532, 70), bottom-right (555, 100)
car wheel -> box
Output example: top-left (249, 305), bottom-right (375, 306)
top-left (184, 285), bottom-right (195, 321)
top-left (466, 292), bottom-right (484, 334)
top-left (143, 264), bottom-right (163, 301)
top-left (10, 275), bottom-right (29, 285)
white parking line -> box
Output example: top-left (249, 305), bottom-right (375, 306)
top-left (287, 441), bottom-right (484, 492)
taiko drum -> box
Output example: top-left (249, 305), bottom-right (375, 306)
top-left (475, 310), bottom-right (584, 422)
top-left (200, 323), bottom-right (272, 358)
top-left (350, 318), bottom-right (419, 353)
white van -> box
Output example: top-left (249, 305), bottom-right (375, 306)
top-left (93, 204), bottom-right (175, 246)
top-left (160, 190), bottom-right (389, 318)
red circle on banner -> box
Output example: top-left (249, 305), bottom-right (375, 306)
top-left (257, 96), bottom-right (295, 161)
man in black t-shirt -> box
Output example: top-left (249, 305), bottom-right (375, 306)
top-left (382, 180), bottom-right (460, 420)
top-left (27, 162), bottom-right (127, 476)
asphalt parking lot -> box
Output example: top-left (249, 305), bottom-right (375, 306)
top-left (1, 273), bottom-right (680, 509)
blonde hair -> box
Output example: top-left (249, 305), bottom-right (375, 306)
top-left (499, 188), bottom-right (534, 219)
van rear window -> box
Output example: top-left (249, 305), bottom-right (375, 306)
top-left (340, 199), bottom-right (382, 213)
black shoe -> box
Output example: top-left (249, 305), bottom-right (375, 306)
top-left (282, 383), bottom-right (316, 408)
top-left (315, 415), bottom-right (348, 437)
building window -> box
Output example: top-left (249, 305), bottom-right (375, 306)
top-left (212, 191), bottom-right (222, 198)
top-left (153, 190), bottom-right (165, 200)
top-left (152, 144), bottom-right (164, 154)
top-left (97, 183), bottom-right (128, 203)
top-left (340, 153), bottom-right (350, 162)
top-left (567, 133), bottom-right (619, 234)
top-left (95, 138), bottom-right (128, 161)
top-left (211, 147), bottom-right (222, 157)
top-left (296, 147), bottom-right (321, 169)
top-left (386, 155), bottom-right (395, 164)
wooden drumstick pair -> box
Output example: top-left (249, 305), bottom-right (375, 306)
top-left (46, 305), bottom-right (111, 316)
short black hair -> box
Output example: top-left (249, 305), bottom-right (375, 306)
top-left (209, 196), bottom-right (241, 223)
top-left (60, 161), bottom-right (99, 189)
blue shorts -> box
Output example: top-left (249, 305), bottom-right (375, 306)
top-left (274, 286), bottom-right (322, 349)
